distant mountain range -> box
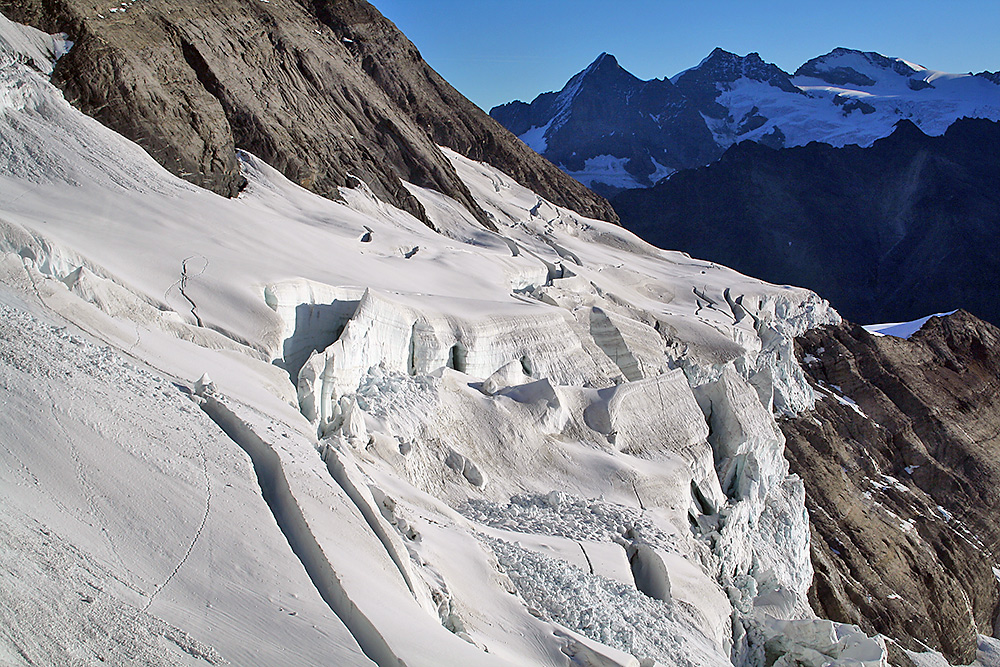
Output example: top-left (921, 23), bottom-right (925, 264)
top-left (491, 48), bottom-right (1000, 196)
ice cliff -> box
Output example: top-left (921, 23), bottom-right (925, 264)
top-left (0, 10), bottom-right (899, 667)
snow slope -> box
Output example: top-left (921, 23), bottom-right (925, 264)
top-left (0, 13), bottom-right (910, 667)
top-left (0, 288), bottom-right (373, 666)
top-left (863, 310), bottom-right (960, 339)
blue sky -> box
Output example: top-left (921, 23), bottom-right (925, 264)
top-left (371, 0), bottom-right (1000, 111)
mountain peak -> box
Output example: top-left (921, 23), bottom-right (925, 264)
top-left (590, 52), bottom-right (617, 68)
top-left (561, 51), bottom-right (641, 95)
top-left (577, 52), bottom-right (630, 81)
top-left (674, 47), bottom-right (799, 95)
top-left (887, 118), bottom-right (929, 141)
top-left (703, 47), bottom-right (764, 67)
top-left (828, 47), bottom-right (924, 72)
top-left (796, 48), bottom-right (925, 86)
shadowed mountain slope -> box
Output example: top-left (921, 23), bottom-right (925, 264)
top-left (614, 118), bottom-right (1000, 327)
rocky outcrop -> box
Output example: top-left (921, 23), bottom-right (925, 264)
top-left (780, 310), bottom-right (1000, 663)
top-left (0, 0), bottom-right (617, 226)
top-left (613, 117), bottom-right (1000, 327)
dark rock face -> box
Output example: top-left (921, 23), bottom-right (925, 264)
top-left (780, 310), bottom-right (1000, 663)
top-left (833, 94), bottom-right (876, 115)
top-left (672, 47), bottom-right (803, 119)
top-left (490, 53), bottom-right (721, 197)
top-left (0, 0), bottom-right (617, 226)
top-left (542, 55), bottom-right (718, 182)
top-left (613, 117), bottom-right (1000, 327)
top-left (797, 62), bottom-right (877, 87)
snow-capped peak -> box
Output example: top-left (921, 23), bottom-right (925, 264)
top-left (795, 47), bottom-right (928, 88)
top-left (673, 47), bottom-right (801, 94)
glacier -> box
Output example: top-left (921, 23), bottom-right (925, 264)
top-left (0, 11), bottom-right (928, 667)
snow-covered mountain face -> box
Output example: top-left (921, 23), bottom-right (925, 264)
top-left (0, 11), bottom-right (911, 667)
top-left (490, 47), bottom-right (1000, 195)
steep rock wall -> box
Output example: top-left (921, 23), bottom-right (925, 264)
top-left (781, 311), bottom-right (1000, 663)
top-left (0, 0), bottom-right (617, 226)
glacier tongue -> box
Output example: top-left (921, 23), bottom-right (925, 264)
top-left (0, 19), bottom-right (883, 666)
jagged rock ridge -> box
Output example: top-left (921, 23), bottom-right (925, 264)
top-left (613, 117), bottom-right (1000, 328)
top-left (0, 0), bottom-right (618, 226)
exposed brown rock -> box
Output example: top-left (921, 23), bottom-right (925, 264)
top-left (0, 0), bottom-right (617, 227)
top-left (781, 310), bottom-right (1000, 663)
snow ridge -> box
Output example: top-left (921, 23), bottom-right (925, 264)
top-left (198, 394), bottom-right (404, 667)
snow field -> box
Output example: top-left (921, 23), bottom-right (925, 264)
top-left (0, 295), bottom-right (372, 666)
